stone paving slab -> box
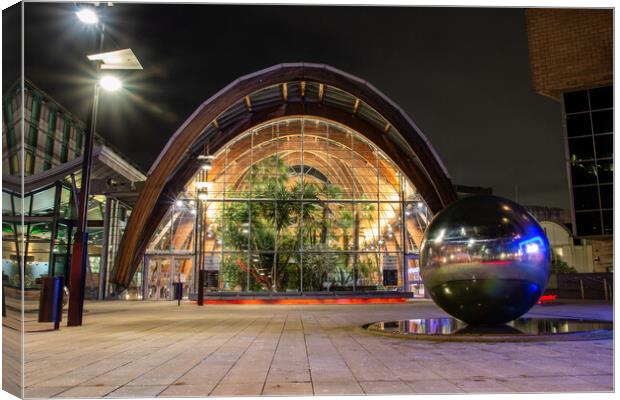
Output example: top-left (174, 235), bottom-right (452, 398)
top-left (17, 300), bottom-right (613, 398)
top-left (56, 385), bottom-right (119, 398)
top-left (262, 382), bottom-right (314, 396)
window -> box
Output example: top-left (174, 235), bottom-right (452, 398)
top-left (563, 86), bottom-right (614, 237)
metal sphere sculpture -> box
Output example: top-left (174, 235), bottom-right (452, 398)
top-left (420, 195), bottom-right (551, 325)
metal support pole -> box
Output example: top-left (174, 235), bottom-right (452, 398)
top-left (67, 24), bottom-right (104, 327)
top-left (197, 199), bottom-right (205, 306)
top-left (98, 196), bottom-right (112, 300)
top-left (579, 278), bottom-right (585, 300)
top-left (48, 183), bottom-right (62, 276)
top-left (400, 184), bottom-right (407, 293)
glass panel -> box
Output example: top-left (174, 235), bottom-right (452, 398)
top-left (171, 207), bottom-right (195, 251)
top-left (2, 223), bottom-right (16, 241)
top-left (570, 160), bottom-right (598, 186)
top-left (55, 223), bottom-right (70, 244)
top-left (406, 255), bottom-right (425, 297)
top-left (592, 110), bottom-right (613, 134)
top-left (599, 184), bottom-right (613, 209)
top-left (2, 238), bottom-right (20, 288)
top-left (30, 186), bottom-right (56, 216)
top-left (565, 113), bottom-right (592, 137)
top-left (146, 257), bottom-right (173, 300)
top-left (356, 252), bottom-right (381, 288)
top-left (379, 203), bottom-right (403, 252)
top-left (404, 201), bottom-right (428, 253)
top-left (589, 86), bottom-right (613, 110)
top-left (596, 160), bottom-right (613, 184)
top-left (563, 90), bottom-right (589, 114)
top-left (221, 201), bottom-right (251, 252)
top-left (275, 251), bottom-right (299, 292)
top-left (149, 222), bottom-right (171, 252)
top-left (380, 252), bottom-right (401, 289)
top-left (221, 253), bottom-right (252, 291)
top-left (126, 265), bottom-right (143, 300)
top-left (173, 257), bottom-right (193, 299)
top-left (87, 197), bottom-right (105, 221)
top-left (595, 134), bottom-right (613, 159)
top-left (602, 210), bottom-right (613, 235)
top-left (575, 211), bottom-right (602, 236)
top-left (311, 202), bottom-right (354, 251)
top-left (2, 191), bottom-right (13, 216)
top-left (59, 186), bottom-right (73, 218)
top-left (25, 241), bottom-right (51, 289)
top-left (568, 137), bottom-right (594, 161)
top-left (572, 186), bottom-right (600, 211)
top-left (28, 222), bottom-right (52, 241)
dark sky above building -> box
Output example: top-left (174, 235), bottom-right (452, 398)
top-left (5, 3), bottom-right (568, 208)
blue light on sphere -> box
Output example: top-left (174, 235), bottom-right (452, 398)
top-left (420, 195), bottom-right (551, 325)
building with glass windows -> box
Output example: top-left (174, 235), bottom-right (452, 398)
top-left (2, 80), bottom-right (146, 302)
top-left (525, 9), bottom-right (613, 272)
top-left (110, 63), bottom-right (458, 301)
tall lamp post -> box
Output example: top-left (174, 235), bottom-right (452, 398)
top-left (67, 6), bottom-right (143, 326)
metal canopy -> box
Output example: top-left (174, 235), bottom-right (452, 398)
top-left (87, 48), bottom-right (143, 70)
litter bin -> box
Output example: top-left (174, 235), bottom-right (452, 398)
top-left (206, 271), bottom-right (219, 288)
top-left (38, 276), bottom-right (64, 330)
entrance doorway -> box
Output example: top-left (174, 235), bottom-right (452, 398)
top-left (405, 254), bottom-right (425, 298)
top-left (145, 256), bottom-right (194, 300)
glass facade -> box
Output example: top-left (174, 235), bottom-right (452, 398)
top-left (563, 86), bottom-right (613, 237)
top-left (2, 183), bottom-right (132, 299)
top-left (145, 117), bottom-right (432, 296)
top-left (3, 82), bottom-right (87, 177)
top-left (2, 81), bottom-right (142, 301)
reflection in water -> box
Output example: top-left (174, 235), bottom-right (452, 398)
top-left (367, 318), bottom-right (613, 336)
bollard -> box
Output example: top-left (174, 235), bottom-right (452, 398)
top-left (38, 276), bottom-right (64, 330)
top-left (177, 282), bottom-right (183, 306)
top-left (579, 279), bottom-right (585, 300)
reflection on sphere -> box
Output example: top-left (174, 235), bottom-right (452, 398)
top-left (420, 195), bottom-right (551, 325)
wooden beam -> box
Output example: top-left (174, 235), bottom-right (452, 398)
top-left (244, 96), bottom-right (252, 112)
top-left (353, 98), bottom-right (360, 114)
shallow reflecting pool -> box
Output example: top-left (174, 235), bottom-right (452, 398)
top-left (365, 317), bottom-right (613, 336)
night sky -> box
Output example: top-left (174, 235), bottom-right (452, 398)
top-left (5, 3), bottom-right (568, 208)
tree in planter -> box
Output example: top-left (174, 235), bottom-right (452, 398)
top-left (301, 244), bottom-right (338, 291)
top-left (218, 155), bottom-right (324, 291)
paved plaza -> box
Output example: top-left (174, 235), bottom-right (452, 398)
top-left (17, 300), bottom-right (614, 397)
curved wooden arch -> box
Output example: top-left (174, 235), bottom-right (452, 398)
top-left (111, 63), bottom-right (457, 289)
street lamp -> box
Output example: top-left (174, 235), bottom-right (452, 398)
top-left (67, 6), bottom-right (142, 327)
top-left (99, 75), bottom-right (122, 91)
top-left (75, 8), bottom-right (98, 24)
